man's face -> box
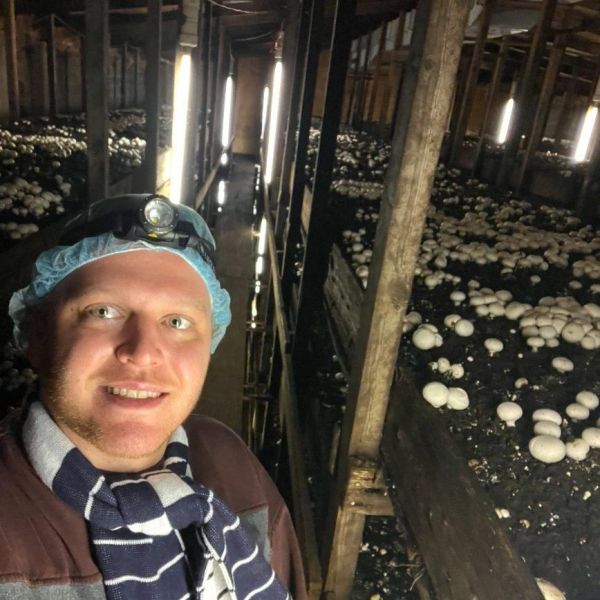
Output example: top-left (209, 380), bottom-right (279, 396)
top-left (28, 250), bottom-right (212, 472)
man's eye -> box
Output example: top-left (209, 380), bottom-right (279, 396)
top-left (88, 305), bottom-right (120, 319)
top-left (166, 316), bottom-right (192, 330)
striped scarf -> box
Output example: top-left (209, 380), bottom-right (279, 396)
top-left (23, 402), bottom-right (291, 600)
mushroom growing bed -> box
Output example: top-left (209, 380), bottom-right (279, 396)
top-left (305, 126), bottom-right (600, 599)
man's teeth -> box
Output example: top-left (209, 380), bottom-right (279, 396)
top-left (107, 387), bottom-right (161, 399)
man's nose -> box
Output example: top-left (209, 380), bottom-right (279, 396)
top-left (115, 316), bottom-right (164, 367)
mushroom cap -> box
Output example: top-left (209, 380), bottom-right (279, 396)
top-left (529, 436), bottom-right (566, 464)
top-left (532, 408), bottom-right (562, 426)
top-left (581, 427), bottom-right (600, 448)
top-left (454, 319), bottom-right (474, 337)
top-left (562, 322), bottom-right (585, 343)
top-left (514, 377), bottom-right (529, 389)
top-left (484, 338), bottom-right (503, 355)
top-left (412, 327), bottom-right (437, 350)
top-left (447, 387), bottom-right (469, 410)
top-left (566, 439), bottom-right (590, 461)
top-left (576, 390), bottom-right (599, 410)
top-left (551, 356), bottom-right (574, 373)
top-left (533, 421), bottom-right (562, 438)
top-left (496, 401), bottom-right (522, 426)
top-left (535, 578), bottom-right (566, 600)
top-left (422, 382), bottom-right (449, 408)
top-left (566, 403), bottom-right (590, 422)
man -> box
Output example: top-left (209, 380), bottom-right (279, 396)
top-left (0, 195), bottom-right (306, 599)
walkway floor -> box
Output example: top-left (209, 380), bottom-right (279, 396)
top-left (193, 156), bottom-right (256, 434)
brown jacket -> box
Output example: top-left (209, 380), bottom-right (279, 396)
top-left (0, 412), bottom-right (307, 599)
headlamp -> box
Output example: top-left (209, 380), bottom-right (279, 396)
top-left (139, 197), bottom-right (179, 236)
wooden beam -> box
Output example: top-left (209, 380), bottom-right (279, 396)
top-left (292, 0), bottom-right (356, 371)
top-left (144, 0), bottom-right (162, 192)
top-left (496, 0), bottom-right (558, 187)
top-left (448, 0), bottom-right (495, 166)
top-left (121, 43), bottom-right (128, 108)
top-left (365, 20), bottom-right (388, 123)
top-left (47, 14), bottom-right (58, 116)
top-left (2, 0), bottom-right (20, 119)
top-left (84, 0), bottom-right (109, 203)
top-left (472, 37), bottom-right (508, 175)
top-left (345, 37), bottom-right (363, 125)
top-left (516, 34), bottom-right (567, 190)
top-left (133, 46), bottom-right (140, 106)
top-left (196, 1), bottom-right (211, 182)
top-left (382, 372), bottom-right (545, 600)
top-left (382, 10), bottom-right (405, 135)
top-left (353, 28), bottom-right (373, 128)
top-left (322, 0), bottom-right (470, 596)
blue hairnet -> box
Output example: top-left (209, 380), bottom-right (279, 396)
top-left (9, 216), bottom-right (231, 354)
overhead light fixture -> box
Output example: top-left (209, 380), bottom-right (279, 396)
top-left (220, 152), bottom-right (229, 166)
top-left (257, 216), bottom-right (267, 256)
top-left (261, 86), bottom-right (270, 141)
top-left (170, 49), bottom-right (192, 204)
top-left (251, 296), bottom-right (258, 319)
top-left (265, 62), bottom-right (283, 184)
top-left (255, 255), bottom-right (264, 276)
top-left (217, 180), bottom-right (226, 205)
top-left (574, 105), bottom-right (598, 163)
top-left (221, 75), bottom-right (234, 148)
top-left (497, 98), bottom-right (514, 145)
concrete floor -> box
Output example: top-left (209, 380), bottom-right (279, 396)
top-left (193, 156), bottom-right (256, 434)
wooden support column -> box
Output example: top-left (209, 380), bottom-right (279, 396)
top-left (121, 43), bottom-right (128, 108)
top-left (47, 14), bottom-right (58, 116)
top-left (365, 21), bottom-right (387, 123)
top-left (321, 1), bottom-right (470, 596)
top-left (197, 2), bottom-right (211, 182)
top-left (144, 0), bottom-right (162, 193)
top-left (84, 0), bottom-right (109, 203)
top-left (353, 28), bottom-right (373, 129)
top-left (2, 0), bottom-right (20, 119)
top-left (345, 37), bottom-right (362, 125)
top-left (133, 47), bottom-right (140, 106)
top-left (291, 0), bottom-right (356, 368)
top-left (516, 35), bottom-right (566, 190)
top-left (496, 0), bottom-right (557, 187)
top-left (379, 12), bottom-right (405, 133)
top-left (280, 0), bottom-right (324, 306)
top-left (274, 0), bottom-right (313, 245)
top-left (472, 38), bottom-right (508, 175)
top-left (448, 0), bottom-right (495, 166)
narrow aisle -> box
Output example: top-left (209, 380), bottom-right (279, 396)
top-left (194, 156), bottom-right (256, 433)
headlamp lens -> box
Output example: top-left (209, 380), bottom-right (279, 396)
top-left (142, 198), bottom-right (177, 234)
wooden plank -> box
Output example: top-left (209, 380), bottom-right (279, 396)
top-left (516, 34), bottom-right (567, 190)
top-left (472, 37), bottom-right (508, 176)
top-left (85, 0), bottom-right (109, 203)
top-left (365, 21), bottom-right (387, 123)
top-left (121, 43), bottom-right (128, 108)
top-left (292, 0), bottom-right (356, 368)
top-left (144, 0), bottom-right (162, 192)
top-left (2, 0), bottom-right (20, 119)
top-left (496, 0), bottom-right (558, 187)
top-left (322, 1), bottom-right (470, 596)
top-left (448, 0), bottom-right (495, 166)
top-left (47, 14), bottom-right (58, 117)
top-left (382, 372), bottom-right (544, 600)
top-left (353, 28), bottom-right (373, 128)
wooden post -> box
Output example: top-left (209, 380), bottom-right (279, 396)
top-left (496, 0), bottom-right (557, 187)
top-left (291, 0), bottom-right (356, 369)
top-left (321, 1), bottom-right (470, 596)
top-left (379, 12), bottom-right (405, 133)
top-left (280, 0), bottom-right (324, 306)
top-left (448, 0), bottom-right (495, 166)
top-left (472, 38), bottom-right (508, 175)
top-left (345, 37), bottom-right (362, 125)
top-left (84, 0), bottom-right (109, 203)
top-left (516, 35), bottom-right (566, 190)
top-left (80, 35), bottom-right (86, 110)
top-left (353, 28), bottom-right (373, 129)
top-left (64, 51), bottom-right (70, 113)
top-left (144, 0), bottom-right (162, 192)
top-left (47, 14), bottom-right (58, 116)
top-left (2, 0), bottom-right (20, 119)
top-left (274, 0), bottom-right (312, 245)
top-left (121, 43), bottom-right (128, 108)
top-left (197, 1), bottom-right (211, 181)
top-left (365, 21), bottom-right (387, 123)
top-left (134, 46), bottom-right (140, 106)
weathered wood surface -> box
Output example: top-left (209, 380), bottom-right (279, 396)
top-left (382, 371), bottom-right (544, 600)
top-left (84, 0), bottom-right (109, 203)
top-left (2, 0), bottom-right (20, 119)
top-left (323, 1), bottom-right (470, 596)
top-left (47, 14), bottom-right (58, 117)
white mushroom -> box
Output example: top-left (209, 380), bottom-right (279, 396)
top-left (533, 421), bottom-right (562, 438)
top-left (532, 408), bottom-right (562, 426)
top-left (529, 436), bottom-right (566, 464)
top-left (449, 363), bottom-right (464, 379)
top-left (581, 427), bottom-right (600, 448)
top-left (551, 357), bottom-right (574, 373)
top-left (443, 313), bottom-right (461, 329)
top-left (514, 377), bottom-right (528, 389)
top-left (562, 322), bottom-right (585, 343)
top-left (454, 319), bottom-right (474, 337)
top-left (446, 387), bottom-right (469, 410)
top-left (566, 403), bottom-right (590, 422)
top-left (576, 390), bottom-right (599, 410)
top-left (536, 578), bottom-right (566, 600)
top-left (484, 338), bottom-right (503, 356)
top-left (566, 439), bottom-right (590, 461)
top-left (496, 402), bottom-right (522, 427)
top-left (412, 326), bottom-right (441, 350)
top-left (422, 382), bottom-right (449, 408)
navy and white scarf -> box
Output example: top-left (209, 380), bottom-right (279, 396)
top-left (23, 402), bottom-right (291, 600)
